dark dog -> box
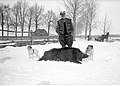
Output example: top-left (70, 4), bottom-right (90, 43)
top-left (38, 47), bottom-right (88, 64)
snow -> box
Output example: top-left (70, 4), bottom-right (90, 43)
top-left (0, 41), bottom-right (13, 43)
top-left (0, 39), bottom-right (120, 85)
top-left (0, 43), bottom-right (15, 46)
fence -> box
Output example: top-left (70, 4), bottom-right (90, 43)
top-left (0, 29), bottom-right (59, 41)
top-left (1, 29), bottom-right (120, 41)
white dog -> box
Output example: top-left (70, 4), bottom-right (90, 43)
top-left (85, 45), bottom-right (94, 61)
top-left (27, 46), bottom-right (40, 60)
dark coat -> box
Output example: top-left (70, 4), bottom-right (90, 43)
top-left (56, 18), bottom-right (74, 35)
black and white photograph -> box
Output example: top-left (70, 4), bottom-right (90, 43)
top-left (0, 0), bottom-right (120, 85)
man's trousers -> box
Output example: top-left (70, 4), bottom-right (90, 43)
top-left (59, 34), bottom-right (73, 48)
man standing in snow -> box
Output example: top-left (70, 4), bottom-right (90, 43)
top-left (56, 11), bottom-right (74, 48)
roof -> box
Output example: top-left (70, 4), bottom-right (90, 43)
top-left (32, 29), bottom-right (48, 36)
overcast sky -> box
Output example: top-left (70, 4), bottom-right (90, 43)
top-left (96, 0), bottom-right (120, 35)
top-left (0, 0), bottom-right (120, 35)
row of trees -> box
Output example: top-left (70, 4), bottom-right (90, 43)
top-left (0, 0), bottom-right (112, 40)
top-left (63, 0), bottom-right (112, 39)
top-left (0, 0), bottom-right (58, 40)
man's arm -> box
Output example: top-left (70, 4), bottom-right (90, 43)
top-left (70, 19), bottom-right (74, 33)
top-left (56, 21), bottom-right (60, 35)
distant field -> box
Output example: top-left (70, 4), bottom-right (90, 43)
top-left (0, 35), bottom-right (58, 40)
top-left (0, 34), bottom-right (120, 41)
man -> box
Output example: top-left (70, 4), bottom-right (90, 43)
top-left (56, 11), bottom-right (74, 48)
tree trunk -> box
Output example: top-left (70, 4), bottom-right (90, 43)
top-left (7, 25), bottom-right (9, 40)
top-left (21, 19), bottom-right (25, 40)
top-left (15, 26), bottom-right (17, 40)
top-left (28, 27), bottom-right (30, 37)
top-left (36, 25), bottom-right (37, 30)
top-left (30, 30), bottom-right (33, 45)
top-left (21, 27), bottom-right (23, 40)
top-left (88, 13), bottom-right (93, 39)
top-left (6, 17), bottom-right (9, 40)
top-left (104, 27), bottom-right (105, 35)
top-left (88, 22), bottom-right (92, 37)
top-left (48, 23), bottom-right (50, 42)
top-left (21, 24), bottom-right (24, 40)
top-left (28, 20), bottom-right (31, 37)
top-left (15, 15), bottom-right (18, 40)
top-left (85, 20), bottom-right (88, 40)
top-left (35, 19), bottom-right (38, 30)
top-left (2, 13), bottom-right (4, 40)
top-left (85, 27), bottom-right (87, 40)
top-left (88, 22), bottom-right (92, 41)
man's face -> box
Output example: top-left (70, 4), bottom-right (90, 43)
top-left (61, 15), bottom-right (65, 19)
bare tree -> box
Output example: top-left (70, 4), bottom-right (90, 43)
top-left (62, 0), bottom-right (84, 39)
top-left (87, 0), bottom-right (98, 37)
top-left (11, 2), bottom-right (19, 39)
top-left (51, 14), bottom-right (59, 33)
top-left (82, 0), bottom-right (98, 39)
top-left (76, 15), bottom-right (85, 36)
top-left (0, 4), bottom-right (6, 40)
top-left (4, 4), bottom-right (11, 39)
top-left (44, 10), bottom-right (57, 41)
top-left (17, 0), bottom-right (28, 38)
top-left (100, 15), bottom-right (112, 35)
top-left (33, 3), bottom-right (44, 30)
top-left (0, 4), bottom-right (11, 40)
top-left (26, 6), bottom-right (34, 36)
top-left (80, 9), bottom-right (89, 39)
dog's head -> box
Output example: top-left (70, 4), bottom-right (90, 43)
top-left (87, 45), bottom-right (93, 50)
top-left (27, 45), bottom-right (32, 50)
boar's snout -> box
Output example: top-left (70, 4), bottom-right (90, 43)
top-left (83, 54), bottom-right (88, 58)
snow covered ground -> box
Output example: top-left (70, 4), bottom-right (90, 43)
top-left (0, 38), bottom-right (120, 85)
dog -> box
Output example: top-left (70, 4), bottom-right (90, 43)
top-left (38, 47), bottom-right (88, 64)
top-left (27, 46), bottom-right (40, 60)
top-left (85, 45), bottom-right (94, 61)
